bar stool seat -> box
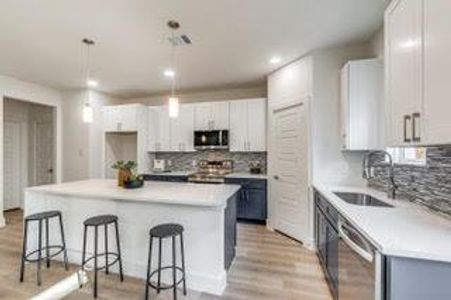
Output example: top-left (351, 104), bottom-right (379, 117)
top-left (150, 223), bottom-right (183, 238)
top-left (145, 223), bottom-right (187, 300)
top-left (84, 215), bottom-right (118, 226)
top-left (26, 210), bottom-right (61, 221)
top-left (20, 210), bottom-right (68, 286)
top-left (82, 214), bottom-right (123, 298)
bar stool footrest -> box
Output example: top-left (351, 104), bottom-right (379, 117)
top-left (82, 252), bottom-right (120, 271)
top-left (24, 245), bottom-right (66, 263)
top-left (147, 266), bottom-right (185, 290)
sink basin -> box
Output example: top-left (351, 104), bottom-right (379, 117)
top-left (333, 192), bottom-right (393, 208)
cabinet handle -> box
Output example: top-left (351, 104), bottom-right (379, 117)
top-left (403, 115), bottom-right (412, 143)
top-left (412, 112), bottom-right (421, 142)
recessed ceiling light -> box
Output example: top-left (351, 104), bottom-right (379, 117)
top-left (269, 56), bottom-right (282, 64)
top-left (87, 79), bottom-right (98, 87)
top-left (164, 69), bottom-right (176, 78)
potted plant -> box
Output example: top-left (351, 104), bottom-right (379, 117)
top-left (111, 160), bottom-right (137, 187)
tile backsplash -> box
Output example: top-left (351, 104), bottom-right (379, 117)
top-left (368, 146), bottom-right (451, 217)
top-left (151, 151), bottom-right (267, 173)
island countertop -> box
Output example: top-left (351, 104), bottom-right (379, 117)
top-left (26, 179), bottom-right (241, 208)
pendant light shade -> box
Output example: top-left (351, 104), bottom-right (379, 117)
top-left (168, 97), bottom-right (179, 118)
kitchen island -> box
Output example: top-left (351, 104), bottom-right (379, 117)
top-left (24, 179), bottom-right (241, 295)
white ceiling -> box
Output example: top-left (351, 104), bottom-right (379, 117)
top-left (0, 0), bottom-right (384, 98)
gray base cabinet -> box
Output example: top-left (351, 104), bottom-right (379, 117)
top-left (315, 192), bottom-right (339, 300)
top-left (142, 174), bottom-right (188, 182)
top-left (224, 178), bottom-right (267, 222)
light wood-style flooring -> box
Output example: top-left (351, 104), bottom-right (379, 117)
top-left (0, 210), bottom-right (331, 300)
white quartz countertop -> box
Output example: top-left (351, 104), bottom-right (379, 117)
top-left (26, 179), bottom-right (241, 208)
top-left (314, 183), bottom-right (451, 263)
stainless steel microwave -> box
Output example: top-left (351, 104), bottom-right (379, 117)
top-left (194, 130), bottom-right (229, 150)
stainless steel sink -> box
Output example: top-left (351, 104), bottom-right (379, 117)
top-left (333, 192), bottom-right (393, 207)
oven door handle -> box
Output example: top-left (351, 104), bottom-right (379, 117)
top-left (339, 222), bottom-right (374, 263)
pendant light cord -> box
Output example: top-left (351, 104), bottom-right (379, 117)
top-left (170, 28), bottom-right (176, 97)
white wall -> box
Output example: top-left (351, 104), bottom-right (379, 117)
top-left (122, 85), bottom-right (266, 106)
top-left (62, 89), bottom-right (119, 182)
top-left (0, 75), bottom-right (63, 227)
top-left (311, 43), bottom-right (372, 186)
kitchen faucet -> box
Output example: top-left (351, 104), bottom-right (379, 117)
top-left (362, 150), bottom-right (398, 199)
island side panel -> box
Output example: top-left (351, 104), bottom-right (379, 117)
top-left (224, 191), bottom-right (238, 270)
top-left (24, 190), bottom-right (228, 295)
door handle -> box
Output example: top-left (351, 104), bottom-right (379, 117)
top-left (47, 169), bottom-right (54, 173)
top-left (273, 175), bottom-right (279, 180)
top-left (412, 112), bottom-right (421, 142)
top-left (403, 115), bottom-right (412, 143)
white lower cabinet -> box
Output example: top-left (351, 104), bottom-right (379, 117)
top-left (230, 98), bottom-right (266, 152)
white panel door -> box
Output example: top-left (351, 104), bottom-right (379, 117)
top-left (35, 122), bottom-right (55, 185)
top-left (229, 100), bottom-right (248, 152)
top-left (247, 98), bottom-right (267, 151)
top-left (423, 0), bottom-right (451, 144)
top-left (3, 121), bottom-right (22, 210)
top-left (385, 0), bottom-right (423, 146)
top-left (211, 101), bottom-right (229, 129)
top-left (271, 103), bottom-right (309, 242)
top-left (194, 103), bottom-right (212, 130)
top-left (170, 104), bottom-right (195, 152)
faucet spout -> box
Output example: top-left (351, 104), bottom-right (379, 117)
top-left (362, 150), bottom-right (398, 199)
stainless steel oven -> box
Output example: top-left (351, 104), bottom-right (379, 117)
top-left (194, 130), bottom-right (229, 150)
top-left (338, 217), bottom-right (382, 300)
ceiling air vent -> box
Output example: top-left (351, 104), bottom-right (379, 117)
top-left (168, 34), bottom-right (192, 46)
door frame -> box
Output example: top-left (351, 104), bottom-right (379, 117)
top-left (267, 96), bottom-right (314, 248)
top-left (0, 76), bottom-right (62, 227)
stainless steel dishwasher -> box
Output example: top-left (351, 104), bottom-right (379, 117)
top-left (338, 217), bottom-right (383, 300)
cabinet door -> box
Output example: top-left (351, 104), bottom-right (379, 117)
top-left (229, 100), bottom-right (248, 152)
top-left (211, 101), bottom-right (230, 129)
top-left (194, 103), bottom-right (212, 130)
top-left (315, 207), bottom-right (327, 264)
top-left (155, 106), bottom-right (171, 151)
top-left (102, 106), bottom-right (119, 132)
top-left (119, 106), bottom-right (138, 132)
top-left (147, 107), bottom-right (158, 152)
top-left (423, 0), bottom-right (451, 144)
top-left (238, 188), bottom-right (267, 221)
top-left (385, 0), bottom-right (423, 146)
top-left (170, 104), bottom-right (194, 152)
top-left (247, 98), bottom-right (266, 151)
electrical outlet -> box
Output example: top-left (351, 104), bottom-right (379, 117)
top-left (192, 160), bottom-right (197, 167)
top-left (370, 167), bottom-right (375, 177)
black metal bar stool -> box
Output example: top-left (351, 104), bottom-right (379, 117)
top-left (145, 223), bottom-right (186, 300)
top-left (20, 210), bottom-right (68, 286)
top-left (81, 214), bottom-right (124, 298)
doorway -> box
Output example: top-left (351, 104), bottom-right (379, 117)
top-left (3, 98), bottom-right (55, 210)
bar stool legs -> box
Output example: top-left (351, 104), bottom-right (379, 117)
top-left (81, 215), bottom-right (123, 298)
top-left (19, 211), bottom-right (68, 286)
top-left (145, 224), bottom-right (187, 300)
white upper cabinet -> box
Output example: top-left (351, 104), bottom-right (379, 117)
top-left (102, 104), bottom-right (145, 132)
top-left (148, 106), bottom-right (171, 152)
top-left (385, 0), bottom-right (451, 146)
top-left (194, 101), bottom-right (229, 130)
top-left (422, 0), bottom-right (451, 144)
top-left (341, 59), bottom-right (383, 150)
top-left (229, 98), bottom-right (266, 152)
top-left (170, 104), bottom-right (195, 152)
top-left (385, 0), bottom-right (423, 146)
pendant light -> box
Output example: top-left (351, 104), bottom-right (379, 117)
top-left (167, 20), bottom-right (180, 118)
top-left (82, 38), bottom-right (95, 123)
